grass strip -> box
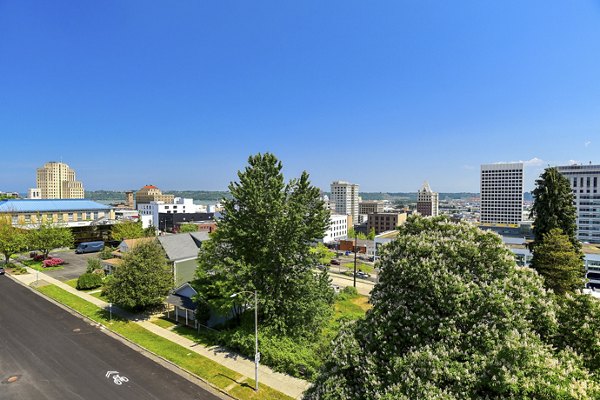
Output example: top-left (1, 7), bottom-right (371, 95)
top-left (37, 285), bottom-right (294, 400)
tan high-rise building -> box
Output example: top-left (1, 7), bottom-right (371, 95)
top-left (36, 161), bottom-right (85, 199)
top-left (135, 185), bottom-right (175, 206)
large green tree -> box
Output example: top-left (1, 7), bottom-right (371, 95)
top-left (531, 228), bottom-right (585, 294)
top-left (29, 221), bottom-right (74, 258)
top-left (305, 216), bottom-right (600, 399)
top-left (110, 220), bottom-right (146, 241)
top-left (0, 222), bottom-right (27, 265)
top-left (105, 240), bottom-right (172, 310)
top-left (530, 167), bottom-right (579, 249)
top-left (193, 153), bottom-right (333, 337)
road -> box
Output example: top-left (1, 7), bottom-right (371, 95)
top-left (328, 271), bottom-right (375, 296)
top-left (0, 276), bottom-right (222, 400)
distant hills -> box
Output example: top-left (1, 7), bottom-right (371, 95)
top-left (86, 190), bottom-right (533, 202)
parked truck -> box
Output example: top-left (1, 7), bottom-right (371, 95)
top-left (75, 241), bottom-right (105, 254)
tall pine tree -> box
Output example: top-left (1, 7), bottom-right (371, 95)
top-left (193, 153), bottom-right (333, 337)
top-left (530, 167), bottom-right (579, 249)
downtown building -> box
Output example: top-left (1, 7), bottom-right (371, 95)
top-left (557, 163), bottom-right (600, 243)
top-left (34, 161), bottom-right (85, 199)
top-left (416, 181), bottom-right (439, 217)
top-left (330, 181), bottom-right (360, 224)
top-left (480, 163), bottom-right (524, 225)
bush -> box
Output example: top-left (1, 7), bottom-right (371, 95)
top-left (337, 286), bottom-right (358, 300)
top-left (42, 258), bottom-right (64, 267)
top-left (86, 257), bottom-right (103, 273)
top-left (76, 273), bottom-right (103, 290)
top-left (99, 246), bottom-right (114, 260)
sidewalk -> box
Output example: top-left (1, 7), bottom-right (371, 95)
top-left (11, 267), bottom-right (310, 399)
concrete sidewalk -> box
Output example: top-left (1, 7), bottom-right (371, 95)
top-left (11, 268), bottom-right (310, 399)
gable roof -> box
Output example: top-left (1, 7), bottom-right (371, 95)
top-left (158, 233), bottom-right (201, 261)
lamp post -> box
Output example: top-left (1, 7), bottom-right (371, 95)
top-left (230, 290), bottom-right (259, 391)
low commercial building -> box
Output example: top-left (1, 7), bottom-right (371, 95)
top-left (359, 201), bottom-right (384, 215)
top-left (0, 199), bottom-right (114, 228)
top-left (367, 212), bottom-right (407, 234)
top-left (138, 197), bottom-right (202, 229)
top-left (158, 212), bottom-right (217, 233)
top-left (322, 214), bottom-right (350, 243)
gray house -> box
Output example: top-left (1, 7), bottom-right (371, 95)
top-left (158, 232), bottom-right (210, 287)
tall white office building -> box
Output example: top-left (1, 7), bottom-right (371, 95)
top-left (556, 164), bottom-right (600, 244)
top-left (480, 163), bottom-right (524, 225)
top-left (330, 181), bottom-right (359, 224)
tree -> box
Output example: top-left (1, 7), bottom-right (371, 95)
top-left (110, 220), bottom-right (146, 241)
top-left (193, 153), bottom-right (333, 337)
top-left (305, 216), bottom-right (599, 399)
top-left (530, 228), bottom-right (585, 294)
top-left (366, 227), bottom-right (376, 240)
top-left (347, 227), bottom-right (366, 240)
top-left (530, 167), bottom-right (579, 250)
top-left (0, 222), bottom-right (27, 265)
top-left (104, 240), bottom-right (172, 311)
top-left (178, 223), bottom-right (198, 233)
top-left (311, 243), bottom-right (335, 265)
top-left (29, 221), bottom-right (73, 258)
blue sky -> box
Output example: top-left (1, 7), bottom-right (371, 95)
top-left (1, 1), bottom-right (599, 193)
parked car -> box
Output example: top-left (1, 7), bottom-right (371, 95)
top-left (356, 271), bottom-right (370, 279)
top-left (330, 259), bottom-right (341, 265)
top-left (345, 251), bottom-right (352, 256)
top-left (75, 241), bottom-right (105, 254)
top-left (0, 266), bottom-right (5, 275)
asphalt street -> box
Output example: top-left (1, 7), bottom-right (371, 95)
top-left (0, 276), bottom-right (222, 400)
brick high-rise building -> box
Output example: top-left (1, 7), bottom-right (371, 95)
top-left (416, 181), bottom-right (439, 217)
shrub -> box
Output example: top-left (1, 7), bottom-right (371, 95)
top-left (76, 272), bottom-right (103, 290)
top-left (86, 257), bottom-right (103, 273)
top-left (99, 246), bottom-right (114, 260)
top-left (42, 258), bottom-right (64, 267)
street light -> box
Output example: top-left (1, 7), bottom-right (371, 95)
top-left (230, 290), bottom-right (259, 391)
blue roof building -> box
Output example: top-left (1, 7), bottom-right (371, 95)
top-left (0, 199), bottom-right (114, 228)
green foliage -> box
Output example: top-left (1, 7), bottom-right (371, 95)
top-left (306, 216), bottom-right (600, 400)
top-left (336, 286), bottom-right (358, 300)
top-left (0, 222), bottom-right (27, 264)
top-left (99, 246), bottom-right (115, 260)
top-left (76, 272), bottom-right (103, 290)
top-left (531, 228), bottom-right (585, 294)
top-left (86, 257), bottom-right (103, 273)
top-left (178, 223), bottom-right (198, 233)
top-left (311, 243), bottom-right (335, 265)
top-left (29, 221), bottom-right (74, 258)
top-left (105, 240), bottom-right (173, 311)
top-left (347, 227), bottom-right (367, 240)
top-left (366, 228), bottom-right (376, 240)
top-left (531, 167), bottom-right (580, 250)
top-left (143, 225), bottom-right (157, 237)
top-left (110, 220), bottom-right (146, 241)
top-left (193, 153), bottom-right (334, 338)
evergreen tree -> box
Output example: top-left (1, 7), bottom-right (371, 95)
top-left (193, 153), bottom-right (333, 337)
top-left (105, 240), bottom-right (172, 310)
top-left (531, 228), bottom-right (585, 294)
top-left (530, 167), bottom-right (579, 250)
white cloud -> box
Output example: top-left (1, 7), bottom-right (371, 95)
top-left (585, 141), bottom-right (592, 147)
top-left (494, 157), bottom-right (544, 167)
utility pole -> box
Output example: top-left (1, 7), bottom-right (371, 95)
top-left (353, 231), bottom-right (357, 288)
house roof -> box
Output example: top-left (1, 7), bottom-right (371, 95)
top-left (158, 233), bottom-right (201, 261)
top-left (166, 293), bottom-right (197, 310)
top-left (0, 199), bottom-right (111, 213)
top-left (121, 237), bottom-right (155, 249)
top-left (190, 231), bottom-right (210, 244)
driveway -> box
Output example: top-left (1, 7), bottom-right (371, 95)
top-left (44, 251), bottom-right (99, 282)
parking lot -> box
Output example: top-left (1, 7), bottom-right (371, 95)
top-left (42, 251), bottom-right (99, 282)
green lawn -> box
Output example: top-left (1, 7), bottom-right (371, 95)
top-left (151, 316), bottom-right (178, 330)
top-left (36, 285), bottom-right (293, 400)
top-left (65, 279), bottom-right (78, 289)
top-left (341, 261), bottom-right (374, 274)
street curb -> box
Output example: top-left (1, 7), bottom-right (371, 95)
top-left (5, 273), bottom-right (234, 400)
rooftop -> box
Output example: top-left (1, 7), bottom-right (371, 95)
top-left (0, 199), bottom-right (111, 213)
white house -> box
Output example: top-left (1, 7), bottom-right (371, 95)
top-left (137, 197), bottom-right (199, 228)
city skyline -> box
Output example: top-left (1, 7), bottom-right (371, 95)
top-left (1, 1), bottom-right (599, 192)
